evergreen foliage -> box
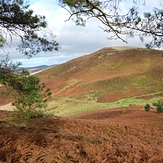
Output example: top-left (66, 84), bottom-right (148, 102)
top-left (0, 0), bottom-right (56, 119)
top-left (0, 56), bottom-right (52, 119)
top-left (144, 103), bottom-right (151, 111)
top-left (156, 104), bottom-right (163, 114)
top-left (0, 0), bottom-right (59, 57)
top-left (59, 0), bottom-right (163, 49)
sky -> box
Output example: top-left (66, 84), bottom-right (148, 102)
top-left (1, 0), bottom-right (162, 67)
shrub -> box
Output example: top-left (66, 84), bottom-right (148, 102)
top-left (156, 104), bottom-right (163, 114)
top-left (152, 99), bottom-right (163, 114)
top-left (144, 103), bottom-right (151, 111)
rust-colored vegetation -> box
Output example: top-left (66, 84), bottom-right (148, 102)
top-left (0, 107), bottom-right (163, 162)
top-left (37, 47), bottom-right (163, 102)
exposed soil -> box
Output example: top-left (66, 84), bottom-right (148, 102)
top-left (0, 88), bottom-right (12, 106)
top-left (0, 106), bottom-right (163, 163)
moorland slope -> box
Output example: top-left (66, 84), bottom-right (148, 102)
top-left (37, 46), bottom-right (163, 102)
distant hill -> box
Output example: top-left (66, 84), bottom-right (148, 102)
top-left (20, 65), bottom-right (57, 74)
top-left (26, 46), bottom-right (163, 102)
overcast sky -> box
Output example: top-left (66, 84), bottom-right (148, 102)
top-left (1, 0), bottom-right (162, 67)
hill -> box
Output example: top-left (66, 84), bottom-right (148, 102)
top-left (20, 64), bottom-right (56, 74)
top-left (37, 46), bottom-right (163, 102)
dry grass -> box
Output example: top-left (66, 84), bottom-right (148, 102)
top-left (1, 107), bottom-right (163, 162)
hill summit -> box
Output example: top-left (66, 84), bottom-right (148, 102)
top-left (37, 46), bottom-right (163, 102)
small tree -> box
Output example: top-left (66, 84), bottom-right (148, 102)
top-left (0, 56), bottom-right (52, 119)
top-left (0, 0), bottom-right (58, 119)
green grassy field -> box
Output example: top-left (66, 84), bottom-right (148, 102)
top-left (0, 92), bottom-right (161, 117)
top-left (45, 93), bottom-right (161, 117)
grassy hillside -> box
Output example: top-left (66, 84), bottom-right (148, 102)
top-left (37, 46), bottom-right (163, 103)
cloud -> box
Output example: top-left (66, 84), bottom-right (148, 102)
top-left (2, 0), bottom-right (161, 67)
